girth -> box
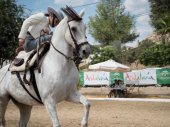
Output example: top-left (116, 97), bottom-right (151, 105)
top-left (15, 67), bottom-right (43, 104)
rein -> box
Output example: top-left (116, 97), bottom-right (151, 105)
top-left (50, 40), bottom-right (74, 60)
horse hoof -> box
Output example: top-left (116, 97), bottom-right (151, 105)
top-left (0, 121), bottom-right (6, 127)
top-left (54, 125), bottom-right (61, 127)
top-left (81, 121), bottom-right (88, 127)
top-left (81, 124), bottom-right (87, 127)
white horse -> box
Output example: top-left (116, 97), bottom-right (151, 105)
top-left (0, 6), bottom-right (91, 127)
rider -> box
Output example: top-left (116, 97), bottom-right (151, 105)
top-left (16, 7), bottom-right (64, 54)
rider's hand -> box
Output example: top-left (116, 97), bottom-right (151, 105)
top-left (19, 38), bottom-right (25, 46)
top-left (16, 46), bottom-right (24, 55)
top-left (43, 28), bottom-right (50, 34)
top-left (16, 38), bottom-right (25, 55)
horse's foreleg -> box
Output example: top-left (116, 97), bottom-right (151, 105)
top-left (12, 100), bottom-right (32, 127)
top-left (67, 91), bottom-right (90, 127)
top-left (0, 96), bottom-right (10, 127)
top-left (44, 100), bottom-right (60, 127)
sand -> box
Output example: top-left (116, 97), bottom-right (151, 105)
top-left (5, 86), bottom-right (170, 127)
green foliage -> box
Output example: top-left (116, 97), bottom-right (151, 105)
top-left (90, 45), bottom-right (118, 64)
top-left (149, 0), bottom-right (170, 34)
top-left (88, 0), bottom-right (138, 45)
top-left (0, 0), bottom-right (25, 63)
top-left (139, 44), bottom-right (170, 66)
top-left (120, 40), bottom-right (155, 64)
top-left (136, 39), bottom-right (156, 57)
top-left (90, 40), bottom-right (155, 65)
top-left (121, 49), bottom-right (138, 64)
top-left (159, 15), bottom-right (170, 34)
top-left (143, 0), bottom-right (170, 67)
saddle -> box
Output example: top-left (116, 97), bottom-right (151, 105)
top-left (9, 42), bottom-right (50, 104)
top-left (10, 42), bottom-right (50, 72)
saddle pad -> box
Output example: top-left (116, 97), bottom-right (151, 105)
top-left (10, 45), bottom-right (47, 72)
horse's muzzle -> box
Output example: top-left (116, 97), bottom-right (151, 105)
top-left (79, 43), bottom-right (91, 59)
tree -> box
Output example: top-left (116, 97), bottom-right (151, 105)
top-left (88, 0), bottom-right (138, 45)
top-left (0, 0), bottom-right (25, 67)
top-left (149, 0), bottom-right (170, 34)
top-left (143, 0), bottom-right (170, 67)
top-left (90, 45), bottom-right (118, 64)
top-left (139, 44), bottom-right (170, 67)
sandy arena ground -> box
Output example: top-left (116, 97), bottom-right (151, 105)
top-left (5, 87), bottom-right (170, 127)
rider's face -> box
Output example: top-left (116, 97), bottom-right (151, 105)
top-left (49, 16), bottom-right (59, 27)
top-left (53, 18), bottom-right (60, 26)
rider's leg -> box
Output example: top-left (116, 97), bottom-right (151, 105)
top-left (14, 34), bottom-right (52, 66)
top-left (24, 33), bottom-right (51, 52)
top-left (35, 34), bottom-right (52, 44)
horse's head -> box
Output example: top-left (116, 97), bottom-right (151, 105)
top-left (61, 6), bottom-right (91, 59)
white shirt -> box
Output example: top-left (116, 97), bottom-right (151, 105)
top-left (18, 13), bottom-right (49, 39)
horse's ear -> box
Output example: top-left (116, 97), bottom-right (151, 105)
top-left (79, 9), bottom-right (85, 18)
top-left (61, 5), bottom-right (82, 22)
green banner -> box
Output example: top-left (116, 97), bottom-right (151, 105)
top-left (110, 72), bottom-right (124, 85)
top-left (156, 69), bottom-right (170, 85)
top-left (79, 71), bottom-right (84, 86)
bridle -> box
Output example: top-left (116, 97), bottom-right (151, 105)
top-left (50, 19), bottom-right (89, 61)
top-left (67, 20), bottom-right (89, 55)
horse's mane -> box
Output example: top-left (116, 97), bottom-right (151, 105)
top-left (52, 17), bottom-right (67, 42)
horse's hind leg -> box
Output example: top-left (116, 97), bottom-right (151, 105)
top-left (12, 99), bottom-right (32, 127)
top-left (0, 96), bottom-right (10, 127)
top-left (67, 91), bottom-right (90, 127)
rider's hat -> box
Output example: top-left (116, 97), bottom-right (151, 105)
top-left (48, 7), bottom-right (64, 21)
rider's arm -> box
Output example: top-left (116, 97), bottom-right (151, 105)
top-left (18, 13), bottom-right (45, 40)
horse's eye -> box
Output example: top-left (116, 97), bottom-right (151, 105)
top-left (71, 27), bottom-right (77, 32)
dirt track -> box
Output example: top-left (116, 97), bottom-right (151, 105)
top-left (5, 87), bottom-right (170, 127)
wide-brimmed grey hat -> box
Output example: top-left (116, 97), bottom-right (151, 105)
top-left (48, 7), bottom-right (64, 21)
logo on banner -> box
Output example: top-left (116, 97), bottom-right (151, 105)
top-left (138, 72), bottom-right (156, 81)
top-left (124, 72), bottom-right (138, 81)
top-left (113, 73), bottom-right (121, 79)
top-left (85, 73), bottom-right (109, 81)
top-left (159, 70), bottom-right (170, 80)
